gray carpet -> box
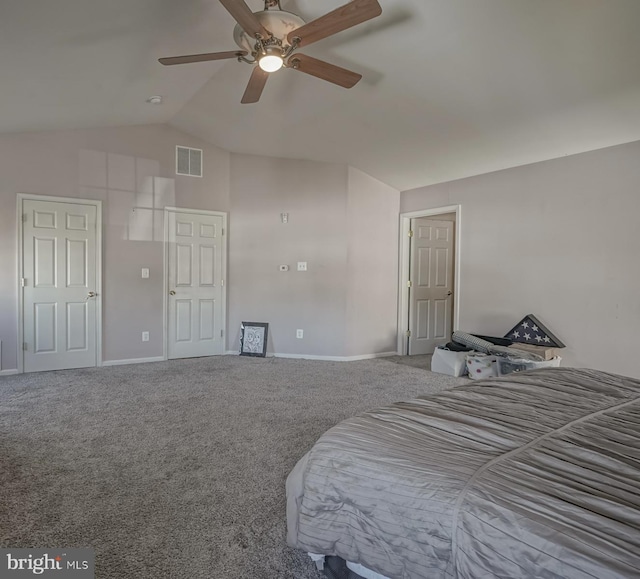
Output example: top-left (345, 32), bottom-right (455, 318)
top-left (0, 356), bottom-right (467, 578)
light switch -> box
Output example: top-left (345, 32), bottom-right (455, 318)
top-left (297, 262), bottom-right (307, 271)
top-left (279, 265), bottom-right (289, 272)
top-left (141, 268), bottom-right (149, 278)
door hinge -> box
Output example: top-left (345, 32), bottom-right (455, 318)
top-left (21, 278), bottom-right (26, 287)
top-left (23, 342), bottom-right (28, 351)
top-left (221, 279), bottom-right (224, 287)
top-left (406, 330), bottom-right (411, 338)
top-left (22, 213), bottom-right (27, 223)
top-left (220, 329), bottom-right (224, 338)
top-left (408, 229), bottom-right (414, 238)
top-left (407, 280), bottom-right (412, 288)
top-left (221, 228), bottom-right (225, 236)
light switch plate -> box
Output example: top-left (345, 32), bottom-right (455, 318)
top-left (141, 268), bottom-right (149, 278)
top-left (297, 262), bottom-right (307, 271)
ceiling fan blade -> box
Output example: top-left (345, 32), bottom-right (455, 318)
top-left (241, 67), bottom-right (269, 104)
top-left (287, 0), bottom-right (382, 48)
top-left (159, 50), bottom-right (247, 66)
top-left (219, 0), bottom-right (269, 39)
top-left (288, 54), bottom-right (362, 88)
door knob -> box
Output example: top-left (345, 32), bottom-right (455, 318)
top-left (446, 291), bottom-right (453, 296)
top-left (169, 290), bottom-right (176, 296)
top-left (86, 291), bottom-right (96, 300)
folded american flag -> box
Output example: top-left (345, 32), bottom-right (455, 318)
top-left (505, 314), bottom-right (565, 348)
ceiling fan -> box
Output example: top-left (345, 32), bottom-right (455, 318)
top-left (159, 0), bottom-right (382, 104)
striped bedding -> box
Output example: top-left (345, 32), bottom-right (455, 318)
top-left (286, 368), bottom-right (640, 578)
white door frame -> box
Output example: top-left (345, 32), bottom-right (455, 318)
top-left (397, 205), bottom-right (462, 355)
top-left (17, 193), bottom-right (103, 373)
top-left (163, 207), bottom-right (228, 360)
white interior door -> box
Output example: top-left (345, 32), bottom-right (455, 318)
top-left (22, 199), bottom-right (99, 372)
top-left (167, 210), bottom-right (225, 359)
top-left (408, 218), bottom-right (454, 355)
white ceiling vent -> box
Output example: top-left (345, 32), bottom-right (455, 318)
top-left (176, 146), bottom-right (203, 178)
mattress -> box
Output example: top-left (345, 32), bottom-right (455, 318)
top-left (286, 368), bottom-right (640, 578)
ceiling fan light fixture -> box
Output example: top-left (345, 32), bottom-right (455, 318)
top-left (159, 0), bottom-right (383, 103)
top-left (258, 51), bottom-right (284, 72)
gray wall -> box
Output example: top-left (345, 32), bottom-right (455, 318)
top-left (229, 154), bottom-right (349, 357)
top-left (0, 124), bottom-right (230, 369)
top-left (0, 128), bottom-right (400, 370)
top-left (228, 158), bottom-right (400, 358)
top-left (228, 157), bottom-right (401, 359)
top-left (345, 167), bottom-right (400, 356)
top-left (401, 140), bottom-right (640, 377)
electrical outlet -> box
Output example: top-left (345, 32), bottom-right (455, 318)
top-left (279, 264), bottom-right (289, 272)
top-left (142, 331), bottom-right (150, 342)
top-left (296, 329), bottom-right (304, 339)
top-left (297, 262), bottom-right (307, 271)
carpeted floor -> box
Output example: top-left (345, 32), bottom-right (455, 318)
top-left (0, 356), bottom-right (467, 578)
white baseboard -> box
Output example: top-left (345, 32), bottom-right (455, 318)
top-left (225, 350), bottom-right (397, 362)
top-left (272, 351), bottom-right (398, 362)
top-left (0, 368), bottom-right (20, 376)
top-left (102, 356), bottom-right (166, 367)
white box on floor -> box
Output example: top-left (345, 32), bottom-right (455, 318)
top-left (431, 346), bottom-right (471, 377)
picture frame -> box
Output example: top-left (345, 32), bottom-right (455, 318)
top-left (240, 322), bottom-right (269, 357)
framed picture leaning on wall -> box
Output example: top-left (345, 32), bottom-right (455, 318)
top-left (240, 322), bottom-right (269, 357)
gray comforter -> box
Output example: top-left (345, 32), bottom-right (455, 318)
top-left (286, 368), bottom-right (640, 578)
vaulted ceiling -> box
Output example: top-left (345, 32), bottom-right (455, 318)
top-left (2, 0), bottom-right (640, 190)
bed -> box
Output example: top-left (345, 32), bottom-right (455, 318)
top-left (286, 368), bottom-right (640, 578)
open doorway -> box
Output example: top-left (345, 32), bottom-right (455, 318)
top-left (397, 205), bottom-right (461, 356)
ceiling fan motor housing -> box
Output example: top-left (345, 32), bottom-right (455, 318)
top-left (233, 10), bottom-right (306, 54)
